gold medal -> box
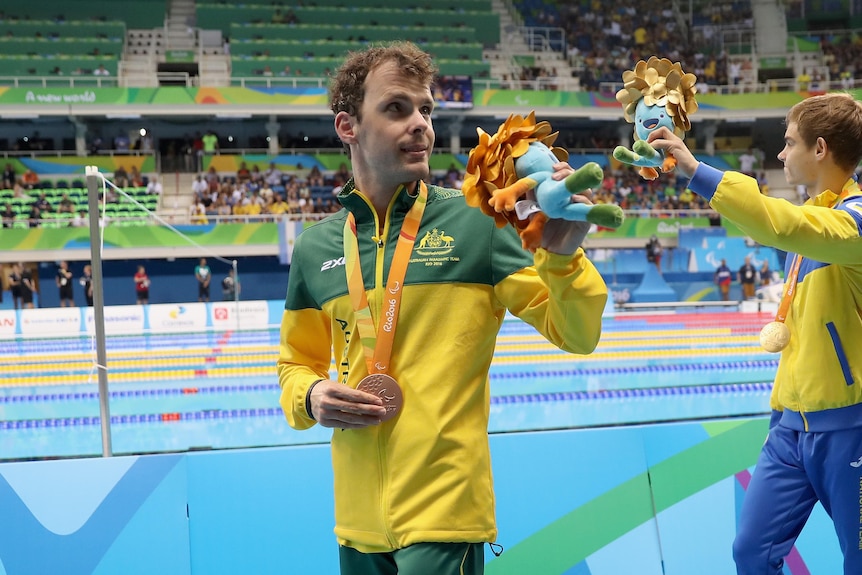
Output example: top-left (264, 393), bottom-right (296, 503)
top-left (759, 321), bottom-right (790, 353)
top-left (357, 373), bottom-right (403, 422)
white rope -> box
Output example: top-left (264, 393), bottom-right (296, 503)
top-left (81, 171), bottom-right (242, 381)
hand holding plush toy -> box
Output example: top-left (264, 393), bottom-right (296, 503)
top-left (462, 112), bottom-right (624, 252)
top-left (612, 57), bottom-right (698, 180)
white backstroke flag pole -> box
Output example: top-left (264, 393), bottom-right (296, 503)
top-left (85, 166), bottom-right (113, 457)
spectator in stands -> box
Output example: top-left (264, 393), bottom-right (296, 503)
top-left (146, 176), bottom-right (163, 196)
top-left (72, 210), bottom-right (86, 227)
top-left (27, 205), bottom-right (42, 228)
top-left (195, 258), bottom-right (212, 303)
top-left (34, 193), bottom-right (51, 214)
top-left (89, 135), bottom-right (103, 155)
top-left (249, 164), bottom-right (263, 185)
top-left (2, 203), bottom-right (13, 228)
top-left (114, 133), bottom-right (130, 152)
top-left (129, 166), bottom-right (144, 188)
top-left (191, 174), bottom-right (208, 200)
top-left (222, 268), bottom-right (240, 301)
top-left (737, 147), bottom-right (759, 177)
top-left (307, 165), bottom-right (324, 187)
top-left (202, 131), bottom-right (219, 155)
top-left (756, 171), bottom-right (770, 196)
top-left (714, 258), bottom-right (732, 300)
top-left (113, 165), bottom-right (129, 188)
top-left (20, 168), bottom-right (39, 190)
top-left (190, 200), bottom-right (209, 225)
top-left (268, 193), bottom-right (289, 216)
top-left (796, 68), bottom-right (811, 91)
top-left (80, 264), bottom-right (94, 306)
top-left (645, 235), bottom-right (663, 274)
top-left (245, 192), bottom-right (264, 217)
top-left (278, 41), bottom-right (606, 575)
top-left (134, 265), bottom-right (150, 305)
top-left (259, 180), bottom-right (274, 202)
top-left (237, 162), bottom-right (252, 183)
top-left (264, 162), bottom-right (283, 187)
top-left (333, 162), bottom-right (351, 184)
top-left (214, 194), bottom-right (232, 221)
top-left (191, 132), bottom-right (204, 171)
top-left (8, 263), bottom-right (22, 310)
top-left (93, 64), bottom-right (110, 76)
top-left (19, 264), bottom-right (35, 309)
top-left (204, 166), bottom-right (220, 191)
top-left (2, 163), bottom-right (16, 189)
top-left (58, 193), bottom-right (75, 214)
top-left (56, 260), bottom-right (74, 307)
top-left (648, 92), bottom-right (862, 574)
top-left (759, 260), bottom-right (772, 286)
top-left (737, 255), bottom-right (757, 300)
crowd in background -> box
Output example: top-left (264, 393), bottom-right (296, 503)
top-left (2, 155), bottom-right (750, 228)
top-left (188, 161), bottom-right (351, 223)
top-left (515, 0), bottom-right (861, 93)
top-left (0, 259), bottom-right (241, 309)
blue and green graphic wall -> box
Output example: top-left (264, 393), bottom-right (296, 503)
top-left (0, 417), bottom-right (841, 574)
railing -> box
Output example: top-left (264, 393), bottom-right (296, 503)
top-left (0, 76), bottom-right (119, 89)
top-left (4, 70), bottom-right (860, 95)
top-left (4, 207), bottom-right (726, 230)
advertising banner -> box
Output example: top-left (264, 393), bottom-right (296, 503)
top-left (84, 304), bottom-right (145, 336)
top-left (211, 300), bottom-right (269, 330)
top-left (19, 307), bottom-right (81, 337)
top-left (147, 303), bottom-right (208, 333)
top-left (0, 310), bottom-right (16, 337)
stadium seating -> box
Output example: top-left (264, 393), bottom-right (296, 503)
top-left (230, 39), bottom-right (484, 62)
top-left (197, 1), bottom-right (496, 80)
top-left (0, 20), bottom-right (123, 78)
top-left (0, 0), bottom-right (163, 78)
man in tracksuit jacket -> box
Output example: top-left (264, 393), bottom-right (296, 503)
top-left (647, 92), bottom-right (862, 575)
top-left (277, 42), bottom-right (607, 575)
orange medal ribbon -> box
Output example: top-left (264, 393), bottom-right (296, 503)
top-left (760, 187), bottom-right (850, 352)
top-left (343, 181), bottom-right (428, 375)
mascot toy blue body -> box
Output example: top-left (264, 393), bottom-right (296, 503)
top-left (612, 57), bottom-right (699, 180)
top-left (462, 112), bottom-right (623, 251)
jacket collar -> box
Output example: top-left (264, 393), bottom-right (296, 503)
top-left (337, 179), bottom-right (423, 223)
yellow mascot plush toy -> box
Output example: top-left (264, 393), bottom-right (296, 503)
top-left (462, 112), bottom-right (623, 252)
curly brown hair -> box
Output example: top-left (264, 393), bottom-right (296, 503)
top-left (328, 41), bottom-right (438, 121)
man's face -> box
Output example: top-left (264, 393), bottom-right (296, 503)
top-left (342, 60), bottom-right (435, 192)
top-left (777, 122), bottom-right (818, 187)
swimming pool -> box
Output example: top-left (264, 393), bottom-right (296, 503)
top-left (0, 310), bottom-right (777, 461)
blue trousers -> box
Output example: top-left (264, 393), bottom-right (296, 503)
top-left (733, 421), bottom-right (862, 574)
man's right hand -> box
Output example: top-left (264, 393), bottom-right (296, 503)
top-left (646, 127), bottom-right (700, 179)
top-left (308, 379), bottom-right (387, 428)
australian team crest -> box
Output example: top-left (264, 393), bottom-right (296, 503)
top-left (416, 228), bottom-right (455, 255)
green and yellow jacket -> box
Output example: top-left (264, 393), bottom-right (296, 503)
top-left (690, 164), bottom-right (862, 431)
top-left (277, 179), bottom-right (607, 553)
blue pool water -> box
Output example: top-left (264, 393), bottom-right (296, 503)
top-left (0, 311), bottom-right (777, 460)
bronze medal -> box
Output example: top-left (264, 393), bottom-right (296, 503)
top-left (357, 373), bottom-right (403, 422)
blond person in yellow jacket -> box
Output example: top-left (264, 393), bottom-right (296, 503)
top-left (277, 42), bottom-right (607, 575)
top-left (647, 92), bottom-right (862, 575)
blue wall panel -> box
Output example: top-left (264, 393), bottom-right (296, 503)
top-left (0, 418), bottom-right (847, 574)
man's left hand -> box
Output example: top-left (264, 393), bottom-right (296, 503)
top-left (540, 161), bottom-right (595, 255)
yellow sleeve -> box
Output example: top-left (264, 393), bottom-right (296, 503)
top-left (277, 308), bottom-right (333, 430)
top-left (495, 247), bottom-right (608, 354)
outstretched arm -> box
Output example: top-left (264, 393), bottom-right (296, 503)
top-left (646, 127), bottom-right (699, 178)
